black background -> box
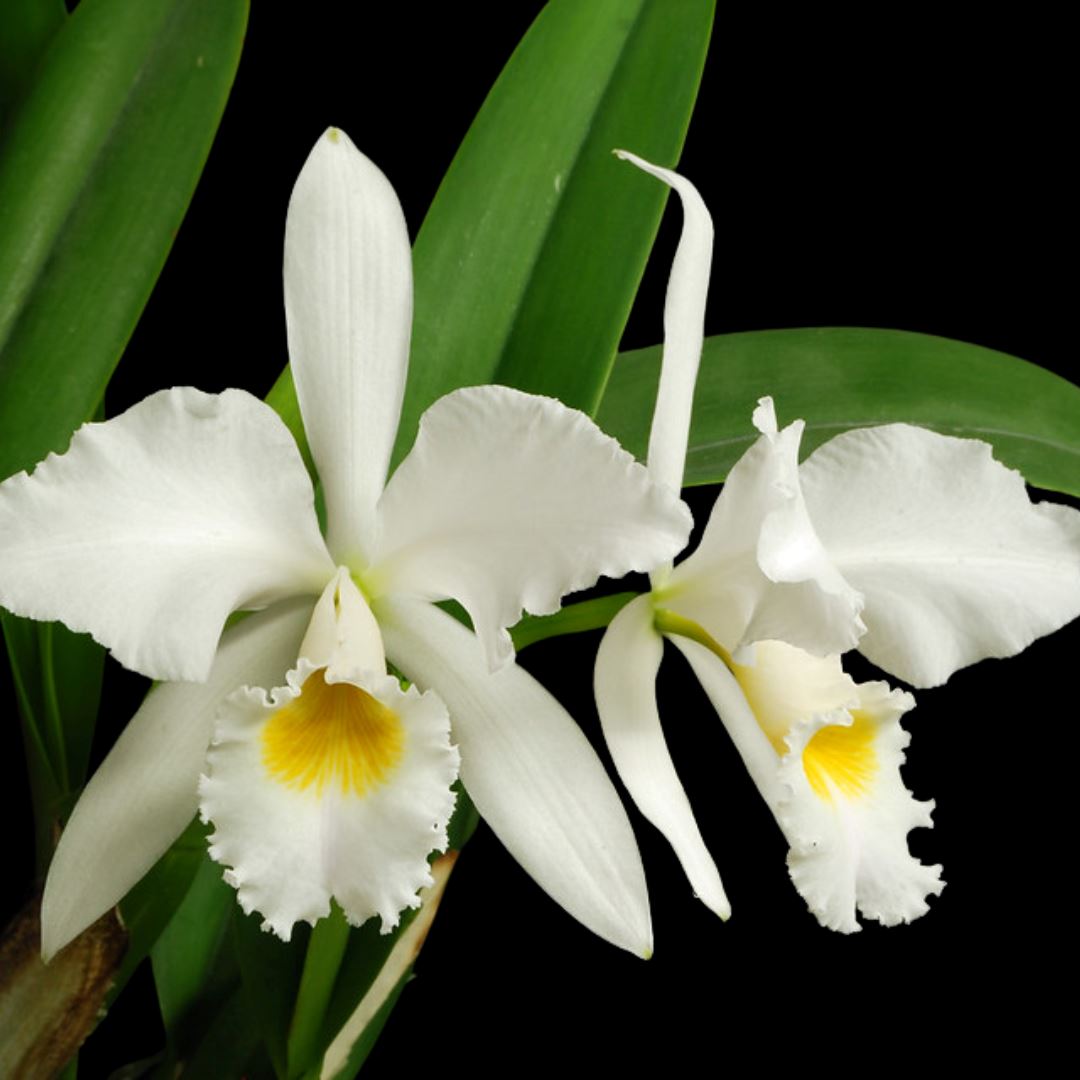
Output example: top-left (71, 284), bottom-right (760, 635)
top-left (7, 3), bottom-right (1075, 1073)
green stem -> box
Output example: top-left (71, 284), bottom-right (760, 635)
top-left (510, 591), bottom-right (640, 651)
top-left (287, 904), bottom-right (352, 1079)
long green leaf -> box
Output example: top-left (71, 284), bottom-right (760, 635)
top-left (0, 0), bottom-right (247, 902)
top-left (0, 0), bottom-right (248, 482)
top-left (234, 910), bottom-right (309, 1079)
top-left (0, 0), bottom-right (65, 118)
top-left (151, 856), bottom-right (236, 1047)
top-left (110, 818), bottom-right (210, 1004)
top-left (266, 0), bottom-right (714, 460)
top-left (597, 328), bottom-right (1080, 495)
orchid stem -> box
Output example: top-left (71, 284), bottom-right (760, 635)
top-left (510, 591), bottom-right (640, 651)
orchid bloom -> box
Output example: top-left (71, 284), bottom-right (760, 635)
top-left (595, 152), bottom-right (1080, 931)
top-left (0, 130), bottom-right (694, 959)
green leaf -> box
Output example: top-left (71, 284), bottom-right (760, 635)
top-left (319, 970), bottom-right (411, 1080)
top-left (286, 905), bottom-right (352, 1078)
top-left (151, 855), bottom-right (236, 1047)
top-left (167, 982), bottom-right (263, 1080)
top-left (597, 328), bottom-right (1080, 495)
top-left (234, 909), bottom-right (309, 1080)
top-left (0, 0), bottom-right (248, 483)
top-left (2, 613), bottom-right (102, 876)
top-left (0, 0), bottom-right (66, 118)
top-left (266, 0), bottom-right (714, 460)
top-left (110, 818), bottom-right (209, 1004)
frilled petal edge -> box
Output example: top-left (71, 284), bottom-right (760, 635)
top-left (371, 385), bottom-right (691, 671)
top-left (0, 388), bottom-right (333, 683)
top-left (200, 661), bottom-right (458, 940)
top-left (801, 422), bottom-right (1080, 687)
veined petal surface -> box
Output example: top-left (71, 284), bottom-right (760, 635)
top-left (284, 128), bottom-right (412, 565)
top-left (200, 664), bottom-right (458, 940)
top-left (377, 595), bottom-right (653, 957)
top-left (371, 385), bottom-right (692, 670)
top-left (41, 598), bottom-right (315, 961)
top-left (595, 595), bottom-right (729, 919)
top-left (662, 398), bottom-right (863, 658)
top-left (0, 388), bottom-right (333, 682)
top-left (801, 423), bottom-right (1080, 687)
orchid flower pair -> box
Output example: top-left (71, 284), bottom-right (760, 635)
top-left (596, 154), bottom-right (1080, 932)
top-left (0, 129), bottom-right (695, 959)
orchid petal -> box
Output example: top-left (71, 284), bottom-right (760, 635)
top-left (41, 598), bottom-right (315, 960)
top-left (662, 398), bottom-right (864, 658)
top-left (668, 635), bottom-right (787, 810)
top-left (614, 151), bottom-right (713, 503)
top-left (779, 679), bottom-right (944, 932)
top-left (372, 385), bottom-right (692, 671)
top-left (595, 595), bottom-right (729, 919)
top-left (0, 388), bottom-right (333, 682)
top-left (673, 636), bottom-right (942, 932)
top-left (284, 128), bottom-right (412, 565)
top-left (377, 595), bottom-right (653, 957)
top-left (200, 664), bottom-right (458, 940)
top-left (800, 423), bottom-right (1080, 687)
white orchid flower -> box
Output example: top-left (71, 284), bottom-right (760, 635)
top-left (595, 151), bottom-right (1080, 930)
top-left (0, 130), bottom-right (694, 959)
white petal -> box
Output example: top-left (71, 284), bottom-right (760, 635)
top-left (614, 151), bottom-right (714, 502)
top-left (371, 385), bottom-right (692, 670)
top-left (662, 397), bottom-right (864, 657)
top-left (673, 636), bottom-right (943, 932)
top-left (595, 595), bottom-right (729, 919)
top-left (0, 388), bottom-right (333, 682)
top-left (200, 664), bottom-right (458, 939)
top-left (377, 595), bottom-right (653, 956)
top-left (779, 679), bottom-right (944, 932)
top-left (668, 635), bottom-right (787, 811)
top-left (801, 423), bottom-right (1080, 687)
top-left (40, 598), bottom-right (314, 960)
top-left (284, 129), bottom-right (412, 565)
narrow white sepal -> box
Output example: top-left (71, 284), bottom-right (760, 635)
top-left (0, 388), bottom-right (334, 682)
top-left (668, 635), bottom-right (787, 811)
top-left (284, 128), bottom-right (413, 565)
top-left (614, 150), bottom-right (714, 503)
top-left (41, 598), bottom-right (314, 960)
top-left (377, 595), bottom-right (653, 957)
top-left (801, 422), bottom-right (1080, 686)
top-left (596, 595), bottom-right (730, 919)
top-left (372, 385), bottom-right (691, 671)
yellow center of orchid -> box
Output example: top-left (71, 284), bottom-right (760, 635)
top-left (802, 711), bottom-right (877, 801)
top-left (262, 669), bottom-right (405, 796)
